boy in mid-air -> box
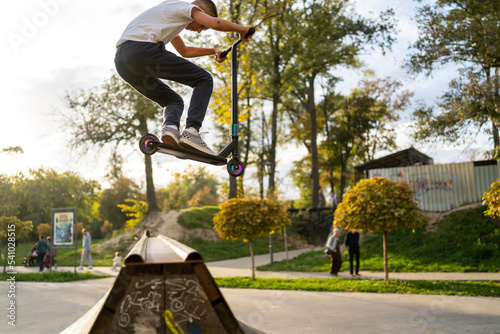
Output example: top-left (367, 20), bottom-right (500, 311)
top-left (115, 0), bottom-right (253, 155)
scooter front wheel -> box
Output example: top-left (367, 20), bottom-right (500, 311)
top-left (139, 134), bottom-right (159, 155)
top-left (227, 159), bottom-right (244, 177)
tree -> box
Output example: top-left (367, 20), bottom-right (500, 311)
top-left (213, 198), bottom-right (291, 279)
top-left (36, 223), bottom-right (51, 237)
top-left (0, 174), bottom-right (19, 218)
top-left (14, 168), bottom-right (99, 236)
top-left (325, 76), bottom-right (411, 199)
top-left (157, 166), bottom-right (219, 211)
top-left (408, 0), bottom-right (500, 157)
top-left (483, 179), bottom-right (500, 219)
top-left (98, 176), bottom-right (142, 231)
top-left (63, 74), bottom-right (161, 213)
top-left (286, 0), bottom-right (395, 207)
top-left (1, 146), bottom-right (23, 155)
top-left (0, 216), bottom-right (32, 273)
top-left (100, 220), bottom-right (113, 237)
top-left (118, 199), bottom-right (148, 231)
top-left (333, 177), bottom-right (428, 281)
top-left (291, 75), bottom-right (411, 203)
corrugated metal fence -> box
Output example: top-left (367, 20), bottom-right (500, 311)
top-left (368, 161), bottom-right (499, 212)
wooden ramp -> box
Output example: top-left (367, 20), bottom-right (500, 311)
top-left (62, 232), bottom-right (265, 334)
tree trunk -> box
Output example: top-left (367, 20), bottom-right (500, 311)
top-left (249, 239), bottom-right (255, 280)
top-left (308, 75), bottom-right (320, 208)
top-left (269, 93), bottom-right (278, 198)
top-left (144, 154), bottom-right (158, 213)
top-left (229, 177), bottom-right (237, 199)
top-left (383, 231), bottom-right (389, 282)
top-left (339, 160), bottom-right (347, 201)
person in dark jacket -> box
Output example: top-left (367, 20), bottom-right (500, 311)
top-left (345, 229), bottom-right (361, 277)
top-left (36, 235), bottom-right (48, 272)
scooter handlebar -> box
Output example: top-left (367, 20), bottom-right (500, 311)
top-left (219, 27), bottom-right (255, 59)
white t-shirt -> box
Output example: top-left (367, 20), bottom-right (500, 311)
top-left (117, 0), bottom-right (201, 47)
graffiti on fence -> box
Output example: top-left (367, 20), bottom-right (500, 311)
top-left (373, 171), bottom-right (454, 197)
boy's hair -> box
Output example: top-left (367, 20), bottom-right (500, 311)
top-left (195, 0), bottom-right (218, 17)
top-left (115, 251), bottom-right (120, 256)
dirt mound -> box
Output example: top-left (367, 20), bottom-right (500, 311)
top-left (94, 210), bottom-right (219, 254)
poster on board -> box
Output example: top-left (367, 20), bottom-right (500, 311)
top-left (54, 211), bottom-right (74, 245)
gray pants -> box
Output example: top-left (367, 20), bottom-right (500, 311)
top-left (80, 248), bottom-right (92, 267)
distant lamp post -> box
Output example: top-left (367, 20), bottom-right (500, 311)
top-left (263, 161), bottom-right (274, 265)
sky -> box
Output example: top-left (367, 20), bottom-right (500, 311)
top-left (0, 0), bottom-right (490, 199)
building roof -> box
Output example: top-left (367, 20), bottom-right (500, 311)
top-left (354, 147), bottom-right (433, 173)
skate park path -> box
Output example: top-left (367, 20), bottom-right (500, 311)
top-left (2, 248), bottom-right (499, 333)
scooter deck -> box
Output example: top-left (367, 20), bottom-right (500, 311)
top-left (154, 142), bottom-right (227, 166)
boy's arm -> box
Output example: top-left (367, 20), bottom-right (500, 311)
top-left (191, 9), bottom-right (253, 41)
top-left (171, 36), bottom-right (225, 62)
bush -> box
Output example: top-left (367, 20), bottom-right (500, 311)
top-left (36, 223), bottom-right (51, 237)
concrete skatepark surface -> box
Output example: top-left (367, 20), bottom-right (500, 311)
top-left (1, 249), bottom-right (499, 334)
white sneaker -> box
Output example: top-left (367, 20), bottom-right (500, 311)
top-left (88, 266), bottom-right (93, 270)
top-left (77, 267), bottom-right (83, 270)
top-left (179, 129), bottom-right (215, 155)
top-left (161, 126), bottom-right (181, 146)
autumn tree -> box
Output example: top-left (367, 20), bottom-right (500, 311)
top-left (63, 74), bottom-right (161, 213)
top-left (286, 0), bottom-right (396, 207)
top-left (213, 198), bottom-right (291, 279)
top-left (36, 223), bottom-right (51, 237)
top-left (157, 166), bottom-right (219, 211)
top-left (118, 199), bottom-right (148, 231)
top-left (483, 179), bottom-right (500, 219)
top-left (98, 176), bottom-right (142, 231)
top-left (334, 177), bottom-right (428, 281)
top-left (408, 0), bottom-right (500, 157)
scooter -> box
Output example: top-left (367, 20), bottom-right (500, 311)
top-left (138, 27), bottom-right (255, 177)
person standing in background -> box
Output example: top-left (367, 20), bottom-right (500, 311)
top-left (345, 229), bottom-right (361, 277)
top-left (36, 235), bottom-right (48, 272)
top-left (325, 228), bottom-right (342, 277)
top-left (78, 229), bottom-right (93, 270)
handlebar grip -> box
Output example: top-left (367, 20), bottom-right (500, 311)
top-left (219, 27), bottom-right (255, 59)
top-left (245, 27), bottom-right (256, 39)
top-left (220, 48), bottom-right (230, 60)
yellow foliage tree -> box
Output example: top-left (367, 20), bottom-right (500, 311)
top-left (213, 198), bottom-right (291, 279)
top-left (334, 177), bottom-right (428, 281)
top-left (483, 179), bottom-right (500, 219)
top-left (118, 199), bottom-right (148, 231)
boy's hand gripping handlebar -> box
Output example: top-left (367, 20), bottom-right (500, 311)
top-left (219, 27), bottom-right (255, 59)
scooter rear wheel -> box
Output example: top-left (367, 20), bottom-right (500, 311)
top-left (227, 159), bottom-right (244, 177)
top-left (139, 134), bottom-right (159, 155)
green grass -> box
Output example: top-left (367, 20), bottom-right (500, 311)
top-left (182, 233), bottom-right (299, 262)
top-left (215, 277), bottom-right (500, 297)
top-left (0, 271), bottom-right (108, 282)
top-left (260, 206), bottom-right (500, 273)
top-left (177, 206), bottom-right (220, 229)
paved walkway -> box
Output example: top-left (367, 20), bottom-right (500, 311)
top-left (3, 249), bottom-right (500, 333)
top-left (11, 248), bottom-right (500, 281)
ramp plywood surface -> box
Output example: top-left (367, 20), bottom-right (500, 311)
top-left (63, 234), bottom-right (265, 334)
